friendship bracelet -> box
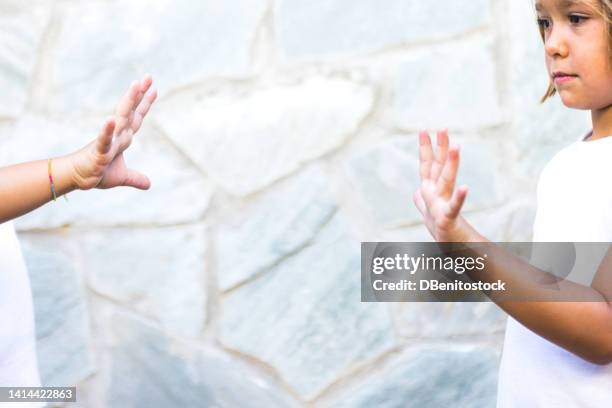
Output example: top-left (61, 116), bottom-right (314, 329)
top-left (48, 158), bottom-right (68, 202)
top-left (48, 158), bottom-right (57, 201)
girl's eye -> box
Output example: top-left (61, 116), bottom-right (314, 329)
top-left (569, 15), bottom-right (587, 25)
top-left (537, 18), bottom-right (551, 29)
top-left (536, 15), bottom-right (587, 29)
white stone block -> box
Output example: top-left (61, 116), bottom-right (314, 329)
top-left (156, 77), bottom-right (374, 196)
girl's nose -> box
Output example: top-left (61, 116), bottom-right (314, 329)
top-left (544, 27), bottom-right (570, 58)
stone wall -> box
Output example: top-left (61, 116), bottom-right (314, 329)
top-left (0, 0), bottom-right (591, 407)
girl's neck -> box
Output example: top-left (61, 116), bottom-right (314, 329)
top-left (590, 106), bottom-right (612, 140)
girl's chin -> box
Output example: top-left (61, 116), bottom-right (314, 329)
top-left (558, 90), bottom-right (612, 110)
top-left (558, 95), bottom-right (592, 110)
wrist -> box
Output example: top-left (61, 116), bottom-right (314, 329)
top-left (52, 155), bottom-right (79, 196)
top-left (438, 216), bottom-right (485, 243)
top-left (453, 216), bottom-right (487, 243)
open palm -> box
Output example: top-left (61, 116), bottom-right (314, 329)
top-left (72, 74), bottom-right (158, 190)
top-left (413, 129), bottom-right (470, 242)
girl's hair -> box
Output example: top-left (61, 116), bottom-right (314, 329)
top-left (538, 0), bottom-right (612, 103)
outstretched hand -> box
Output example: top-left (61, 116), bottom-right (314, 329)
top-left (70, 74), bottom-right (158, 190)
top-left (413, 129), bottom-right (471, 242)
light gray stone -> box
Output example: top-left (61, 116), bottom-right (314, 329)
top-left (277, 0), bottom-right (490, 60)
top-left (82, 225), bottom-right (207, 338)
top-left (220, 214), bottom-right (396, 400)
top-left (322, 346), bottom-right (500, 408)
top-left (19, 233), bottom-right (94, 386)
top-left (346, 136), bottom-right (501, 228)
top-left (455, 139), bottom-right (503, 211)
top-left (0, 115), bottom-right (211, 229)
top-left (375, 224), bottom-right (434, 243)
top-left (0, 121), bottom-right (13, 142)
top-left (216, 165), bottom-right (337, 291)
top-left (392, 302), bottom-right (507, 339)
top-left (394, 39), bottom-right (502, 131)
top-left (106, 312), bottom-right (297, 408)
top-left (346, 137), bottom-right (421, 227)
top-left (155, 77), bottom-right (374, 196)
top-left (0, 1), bottom-right (50, 117)
top-left (50, 0), bottom-right (267, 113)
top-left (507, 0), bottom-right (591, 178)
top-left (505, 200), bottom-right (537, 242)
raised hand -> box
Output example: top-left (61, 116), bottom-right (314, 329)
top-left (413, 129), bottom-right (471, 242)
top-left (70, 74), bottom-right (158, 190)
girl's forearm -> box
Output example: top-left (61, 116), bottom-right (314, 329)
top-left (0, 155), bottom-right (77, 224)
top-left (456, 223), bottom-right (612, 365)
top-left (415, 130), bottom-right (612, 364)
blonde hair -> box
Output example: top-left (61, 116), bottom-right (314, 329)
top-left (538, 0), bottom-right (612, 103)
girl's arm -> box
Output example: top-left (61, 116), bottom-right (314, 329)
top-left (0, 74), bottom-right (157, 224)
top-left (413, 129), bottom-right (612, 365)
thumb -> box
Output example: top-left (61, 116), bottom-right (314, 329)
top-left (448, 185), bottom-right (469, 219)
top-left (123, 169), bottom-right (151, 190)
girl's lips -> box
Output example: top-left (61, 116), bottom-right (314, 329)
top-left (554, 75), bottom-right (577, 85)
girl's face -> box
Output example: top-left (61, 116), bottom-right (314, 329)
top-left (537, 0), bottom-right (612, 109)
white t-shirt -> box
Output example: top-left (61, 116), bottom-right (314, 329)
top-left (497, 132), bottom-right (612, 407)
top-left (0, 221), bottom-right (41, 388)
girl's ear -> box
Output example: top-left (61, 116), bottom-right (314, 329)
top-left (540, 81), bottom-right (556, 103)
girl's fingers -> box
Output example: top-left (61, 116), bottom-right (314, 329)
top-left (447, 185), bottom-right (469, 219)
top-left (96, 118), bottom-right (116, 155)
top-left (115, 80), bottom-right (141, 132)
top-left (131, 87), bottom-right (157, 132)
top-left (131, 74), bottom-right (153, 118)
top-left (123, 169), bottom-right (151, 190)
top-left (419, 130), bottom-right (434, 181)
top-left (436, 145), bottom-right (460, 200)
top-left (430, 129), bottom-right (449, 182)
top-left (139, 74), bottom-right (153, 96)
